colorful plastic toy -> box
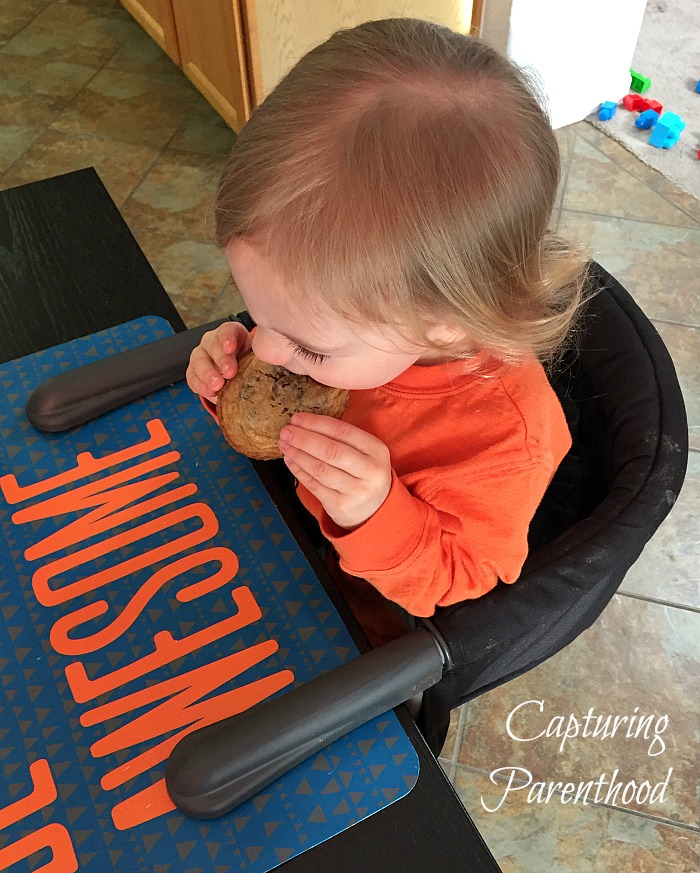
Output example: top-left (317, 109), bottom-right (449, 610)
top-left (638, 98), bottom-right (663, 114)
top-left (630, 69), bottom-right (651, 93)
top-left (598, 101), bottom-right (617, 121)
top-left (622, 94), bottom-right (647, 111)
top-left (635, 109), bottom-right (659, 130)
top-left (648, 111), bottom-right (686, 149)
top-left (695, 80), bottom-right (700, 94)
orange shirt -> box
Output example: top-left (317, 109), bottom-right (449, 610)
top-left (296, 356), bottom-right (571, 618)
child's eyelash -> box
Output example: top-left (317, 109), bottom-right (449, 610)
top-left (287, 340), bottom-right (328, 364)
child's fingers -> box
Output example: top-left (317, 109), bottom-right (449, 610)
top-left (279, 424), bottom-right (393, 530)
top-left (186, 346), bottom-right (228, 397)
top-left (200, 322), bottom-right (249, 379)
top-left (282, 455), bottom-right (348, 513)
top-left (281, 443), bottom-right (357, 492)
top-left (288, 413), bottom-right (390, 461)
top-left (187, 321), bottom-right (253, 399)
top-left (280, 426), bottom-right (362, 476)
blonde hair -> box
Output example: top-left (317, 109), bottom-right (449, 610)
top-left (215, 18), bottom-right (589, 367)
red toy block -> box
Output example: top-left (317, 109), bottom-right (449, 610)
top-left (638, 98), bottom-right (663, 114)
top-left (622, 94), bottom-right (646, 111)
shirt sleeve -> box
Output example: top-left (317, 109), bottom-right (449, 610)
top-left (200, 395), bottom-right (218, 421)
top-left (300, 453), bottom-right (560, 618)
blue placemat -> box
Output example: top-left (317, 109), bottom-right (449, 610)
top-left (0, 317), bottom-right (419, 873)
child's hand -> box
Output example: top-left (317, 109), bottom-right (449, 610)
top-left (278, 413), bottom-right (392, 531)
top-left (186, 321), bottom-right (252, 403)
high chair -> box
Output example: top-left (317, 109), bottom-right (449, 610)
top-left (27, 261), bottom-right (688, 818)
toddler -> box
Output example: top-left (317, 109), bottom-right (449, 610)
top-left (187, 18), bottom-right (588, 645)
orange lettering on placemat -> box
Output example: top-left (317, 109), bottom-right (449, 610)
top-left (66, 585), bottom-right (262, 703)
top-left (32, 502), bottom-right (219, 608)
top-left (0, 759), bottom-right (56, 828)
top-left (0, 419), bottom-right (171, 504)
top-left (111, 779), bottom-right (176, 830)
top-left (50, 547), bottom-right (240, 656)
top-left (0, 824), bottom-right (78, 873)
top-left (0, 759), bottom-right (78, 873)
top-left (18, 454), bottom-right (187, 561)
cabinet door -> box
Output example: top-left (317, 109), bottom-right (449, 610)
top-left (170, 0), bottom-right (251, 132)
top-left (248, 0), bottom-right (475, 101)
top-left (120, 0), bottom-right (180, 64)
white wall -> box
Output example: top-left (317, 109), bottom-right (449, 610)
top-left (481, 0), bottom-right (648, 128)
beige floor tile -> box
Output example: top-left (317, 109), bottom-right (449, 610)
top-left (120, 149), bottom-right (225, 243)
top-left (643, 177), bottom-right (700, 227)
top-left (104, 19), bottom-right (179, 77)
top-left (207, 280), bottom-right (246, 322)
top-left (0, 54), bottom-right (96, 126)
top-left (126, 225), bottom-right (231, 328)
top-left (559, 210), bottom-right (700, 327)
top-left (575, 121), bottom-right (665, 191)
top-left (1, 0), bottom-right (135, 67)
top-left (563, 134), bottom-right (698, 228)
top-left (57, 0), bottom-right (125, 8)
top-left (456, 595), bottom-right (699, 827)
top-left (555, 124), bottom-right (577, 166)
top-left (455, 767), bottom-right (700, 873)
top-left (50, 67), bottom-right (201, 150)
top-left (620, 451), bottom-right (700, 607)
top-left (0, 0), bottom-right (53, 46)
top-left (168, 103), bottom-right (238, 156)
top-left (554, 123), bottom-right (577, 217)
top-left (0, 123), bottom-right (42, 174)
top-left (653, 322), bottom-right (700, 452)
top-left (576, 121), bottom-right (700, 226)
top-left (440, 704), bottom-right (462, 764)
top-left (0, 128), bottom-right (159, 207)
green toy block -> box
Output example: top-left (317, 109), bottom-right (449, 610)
top-left (630, 69), bottom-right (651, 93)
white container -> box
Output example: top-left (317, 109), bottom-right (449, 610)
top-left (481, 0), bottom-right (648, 129)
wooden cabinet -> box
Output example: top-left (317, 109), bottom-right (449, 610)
top-left (121, 1), bottom-right (479, 132)
top-left (248, 0), bottom-right (475, 102)
top-left (121, 0), bottom-right (180, 64)
top-left (120, 0), bottom-right (252, 132)
top-left (170, 0), bottom-right (251, 131)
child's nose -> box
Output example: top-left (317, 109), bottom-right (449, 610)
top-left (251, 329), bottom-right (290, 367)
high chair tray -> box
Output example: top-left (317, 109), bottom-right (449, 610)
top-left (0, 316), bottom-right (420, 873)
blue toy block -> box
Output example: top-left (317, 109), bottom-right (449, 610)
top-left (649, 111), bottom-right (686, 149)
top-left (598, 100), bottom-right (617, 121)
top-left (635, 109), bottom-right (660, 130)
top-left (649, 127), bottom-right (681, 149)
top-left (696, 79), bottom-right (700, 94)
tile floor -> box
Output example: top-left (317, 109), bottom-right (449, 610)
top-left (1, 2), bottom-right (698, 870)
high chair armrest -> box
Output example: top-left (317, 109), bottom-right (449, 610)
top-left (166, 627), bottom-right (447, 819)
top-left (25, 313), bottom-right (254, 431)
